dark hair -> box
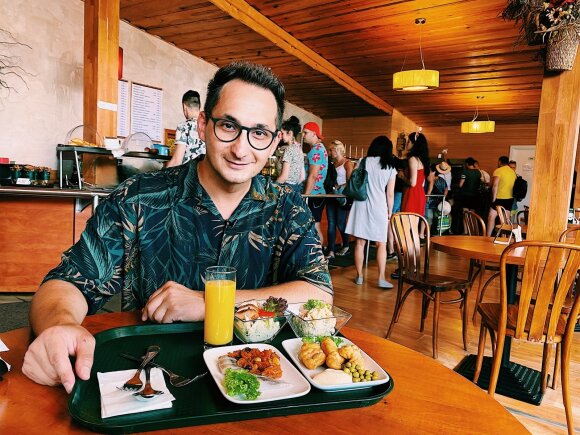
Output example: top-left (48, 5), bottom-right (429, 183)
top-left (281, 115), bottom-right (301, 138)
top-left (408, 132), bottom-right (431, 176)
top-left (509, 160), bottom-right (517, 165)
top-left (499, 155), bottom-right (510, 165)
top-left (430, 163), bottom-right (439, 175)
top-left (182, 90), bottom-right (201, 108)
top-left (465, 157), bottom-right (476, 166)
top-left (367, 136), bottom-right (394, 169)
top-left (204, 62), bottom-right (286, 129)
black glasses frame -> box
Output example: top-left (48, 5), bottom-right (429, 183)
top-left (208, 116), bottom-right (278, 150)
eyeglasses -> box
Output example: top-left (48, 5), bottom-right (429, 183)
top-left (208, 116), bottom-right (278, 150)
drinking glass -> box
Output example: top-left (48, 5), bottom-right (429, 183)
top-left (204, 266), bottom-right (236, 348)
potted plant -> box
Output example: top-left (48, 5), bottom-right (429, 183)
top-left (502, 0), bottom-right (580, 70)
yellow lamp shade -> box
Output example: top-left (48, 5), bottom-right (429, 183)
top-left (461, 120), bottom-right (495, 133)
top-left (393, 69), bottom-right (439, 91)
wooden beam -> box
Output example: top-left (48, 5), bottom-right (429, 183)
top-left (83, 0), bottom-right (120, 186)
top-left (528, 47), bottom-right (580, 241)
top-left (207, 0), bottom-right (393, 115)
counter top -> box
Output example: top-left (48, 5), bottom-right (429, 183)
top-left (0, 185), bottom-right (112, 199)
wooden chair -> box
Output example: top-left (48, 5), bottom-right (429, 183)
top-left (473, 241), bottom-right (580, 435)
top-left (515, 207), bottom-right (529, 225)
top-left (493, 205), bottom-right (516, 244)
top-left (386, 212), bottom-right (470, 359)
top-left (463, 210), bottom-right (500, 321)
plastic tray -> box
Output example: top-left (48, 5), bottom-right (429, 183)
top-left (68, 322), bottom-right (394, 433)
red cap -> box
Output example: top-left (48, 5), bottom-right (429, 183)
top-left (303, 122), bottom-right (324, 140)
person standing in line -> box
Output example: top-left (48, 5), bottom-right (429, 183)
top-left (400, 131), bottom-right (430, 234)
top-left (424, 163), bottom-right (448, 236)
top-left (326, 140), bottom-right (354, 258)
top-left (276, 115), bottom-right (305, 193)
top-left (388, 153), bottom-right (408, 259)
top-left (486, 155), bottom-right (517, 236)
top-left (167, 90), bottom-right (206, 167)
top-left (303, 121), bottom-right (328, 245)
top-left (450, 157), bottom-right (481, 234)
top-left (346, 136), bottom-right (396, 288)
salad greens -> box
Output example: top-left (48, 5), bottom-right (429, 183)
top-left (224, 368), bottom-right (261, 400)
top-left (302, 336), bottom-right (343, 346)
top-left (262, 296), bottom-right (288, 315)
top-left (303, 299), bottom-right (330, 311)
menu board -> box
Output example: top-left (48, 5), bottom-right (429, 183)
top-left (117, 80), bottom-right (130, 138)
top-left (130, 82), bottom-right (163, 142)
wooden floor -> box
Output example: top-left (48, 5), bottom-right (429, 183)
top-left (331, 250), bottom-right (580, 435)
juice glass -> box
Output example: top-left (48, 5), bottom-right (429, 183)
top-left (204, 266), bottom-right (236, 348)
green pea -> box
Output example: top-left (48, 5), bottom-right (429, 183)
top-left (353, 378), bottom-right (360, 383)
top-left (355, 365), bottom-right (361, 371)
top-left (345, 362), bottom-right (352, 368)
top-left (353, 372), bottom-right (359, 378)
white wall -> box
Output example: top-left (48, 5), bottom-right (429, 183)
top-left (0, 0), bottom-right (321, 169)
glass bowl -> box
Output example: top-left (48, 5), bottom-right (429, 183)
top-left (233, 303), bottom-right (289, 344)
top-left (288, 304), bottom-right (351, 338)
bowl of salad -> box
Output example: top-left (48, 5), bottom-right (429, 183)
top-left (233, 297), bottom-right (289, 343)
top-left (288, 300), bottom-right (351, 338)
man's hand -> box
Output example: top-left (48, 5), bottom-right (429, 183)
top-left (22, 324), bottom-right (95, 393)
top-left (142, 281), bottom-right (205, 323)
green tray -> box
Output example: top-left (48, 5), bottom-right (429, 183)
top-left (69, 322), bottom-right (394, 433)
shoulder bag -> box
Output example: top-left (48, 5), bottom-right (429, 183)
top-left (343, 158), bottom-right (368, 201)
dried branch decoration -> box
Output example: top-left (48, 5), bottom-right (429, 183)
top-left (0, 29), bottom-right (31, 95)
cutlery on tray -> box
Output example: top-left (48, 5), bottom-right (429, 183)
top-left (118, 345), bottom-right (160, 391)
top-left (133, 366), bottom-right (164, 400)
top-left (120, 352), bottom-right (208, 387)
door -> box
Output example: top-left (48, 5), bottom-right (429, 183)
top-left (509, 145), bottom-right (535, 212)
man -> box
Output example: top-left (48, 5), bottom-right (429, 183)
top-left (166, 90), bottom-right (205, 167)
top-left (473, 160), bottom-right (490, 186)
top-left (23, 62), bottom-right (332, 392)
top-left (302, 121), bottom-right (328, 244)
top-left (486, 155), bottom-right (517, 236)
top-left (450, 157), bottom-right (481, 234)
top-left (509, 160), bottom-right (517, 171)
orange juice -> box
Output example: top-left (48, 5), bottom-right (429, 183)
top-left (204, 279), bottom-right (236, 345)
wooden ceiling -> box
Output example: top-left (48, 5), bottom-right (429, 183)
top-left (119, 0), bottom-right (545, 126)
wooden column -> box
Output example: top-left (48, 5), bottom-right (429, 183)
top-left (527, 47), bottom-right (580, 241)
top-left (83, 0), bottom-right (119, 186)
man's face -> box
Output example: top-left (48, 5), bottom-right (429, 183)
top-left (281, 129), bottom-right (293, 145)
top-left (197, 79), bottom-right (280, 186)
top-left (509, 163), bottom-right (516, 171)
top-left (302, 129), bottom-right (318, 146)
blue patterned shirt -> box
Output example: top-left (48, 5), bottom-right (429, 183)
top-left (44, 160), bottom-right (332, 314)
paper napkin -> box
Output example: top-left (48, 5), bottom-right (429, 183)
top-left (97, 368), bottom-right (175, 418)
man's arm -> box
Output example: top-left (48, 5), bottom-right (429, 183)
top-left (23, 280), bottom-right (94, 393)
top-left (166, 143), bottom-right (186, 167)
top-left (304, 164), bottom-right (320, 194)
top-left (237, 281), bottom-right (331, 304)
top-left (276, 161), bottom-right (290, 183)
top-left (491, 175), bottom-right (500, 202)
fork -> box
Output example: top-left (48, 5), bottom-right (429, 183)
top-left (132, 366), bottom-right (164, 400)
top-left (119, 345), bottom-right (160, 391)
top-left (119, 352), bottom-right (207, 387)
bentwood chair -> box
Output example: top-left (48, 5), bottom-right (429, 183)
top-left (493, 205), bottom-right (516, 244)
top-left (463, 210), bottom-right (500, 321)
top-left (473, 241), bottom-right (580, 435)
top-left (386, 212), bottom-right (470, 359)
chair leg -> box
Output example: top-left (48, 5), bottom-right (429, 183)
top-left (489, 329), bottom-right (496, 358)
top-left (432, 292), bottom-right (441, 359)
top-left (395, 286), bottom-right (416, 322)
top-left (420, 293), bottom-right (431, 332)
top-left (386, 280), bottom-right (405, 338)
top-left (461, 288), bottom-right (468, 351)
top-left (560, 337), bottom-right (573, 435)
top-left (488, 330), bottom-right (506, 397)
top-left (473, 322), bottom-right (487, 384)
top-left (472, 263), bottom-right (486, 322)
top-left (552, 342), bottom-right (561, 390)
top-left (472, 271), bottom-right (499, 322)
top-left (541, 342), bottom-right (552, 395)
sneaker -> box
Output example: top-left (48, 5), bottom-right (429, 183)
top-left (337, 246), bottom-right (350, 256)
top-left (354, 276), bottom-right (363, 285)
top-left (326, 251), bottom-right (335, 259)
top-left (378, 279), bottom-right (394, 289)
top-left (387, 252), bottom-right (397, 261)
top-left (391, 269), bottom-right (400, 279)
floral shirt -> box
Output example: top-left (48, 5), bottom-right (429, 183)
top-left (306, 142), bottom-right (328, 194)
top-left (282, 143), bottom-right (305, 185)
top-left (175, 118), bottom-right (205, 164)
top-left (44, 160), bottom-right (332, 314)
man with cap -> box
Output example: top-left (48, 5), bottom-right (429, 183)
top-left (303, 121), bottom-right (328, 244)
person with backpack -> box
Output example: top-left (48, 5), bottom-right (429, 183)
top-left (325, 140), bottom-right (354, 259)
top-left (486, 155), bottom-right (517, 236)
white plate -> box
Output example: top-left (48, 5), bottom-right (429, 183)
top-left (281, 337), bottom-right (390, 392)
top-left (203, 343), bottom-right (311, 404)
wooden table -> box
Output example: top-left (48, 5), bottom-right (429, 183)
top-left (431, 235), bottom-right (543, 405)
top-left (0, 312), bottom-right (528, 434)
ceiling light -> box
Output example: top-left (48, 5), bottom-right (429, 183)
top-left (461, 96), bottom-right (495, 133)
top-left (393, 18), bottom-right (439, 91)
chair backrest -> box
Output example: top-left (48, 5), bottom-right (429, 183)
top-left (499, 241), bottom-right (580, 342)
top-left (559, 227), bottom-right (580, 244)
top-left (463, 210), bottom-right (486, 236)
top-left (516, 209), bottom-right (529, 225)
top-left (496, 205), bottom-right (512, 226)
top-left (390, 212), bottom-right (429, 280)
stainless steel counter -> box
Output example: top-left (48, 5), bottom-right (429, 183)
top-left (0, 186), bottom-right (111, 211)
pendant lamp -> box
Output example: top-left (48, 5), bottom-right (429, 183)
top-left (393, 18), bottom-right (439, 91)
top-left (461, 96), bottom-right (495, 133)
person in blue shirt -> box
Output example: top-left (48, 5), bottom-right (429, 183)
top-left (23, 62), bottom-right (332, 393)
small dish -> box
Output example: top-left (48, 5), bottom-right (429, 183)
top-left (281, 337), bottom-right (390, 392)
top-left (203, 343), bottom-right (310, 404)
top-left (233, 313), bottom-right (289, 343)
top-left (287, 303), bottom-right (351, 338)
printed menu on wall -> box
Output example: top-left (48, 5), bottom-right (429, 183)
top-left (130, 82), bottom-right (163, 142)
top-left (117, 80), bottom-right (130, 138)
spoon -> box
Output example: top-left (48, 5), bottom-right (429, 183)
top-left (133, 366), bottom-right (164, 400)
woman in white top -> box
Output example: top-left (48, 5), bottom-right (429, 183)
top-left (276, 116), bottom-right (305, 193)
top-left (325, 140), bottom-right (354, 258)
top-left (345, 136), bottom-right (397, 288)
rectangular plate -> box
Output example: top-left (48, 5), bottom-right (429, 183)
top-left (203, 343), bottom-right (310, 404)
top-left (282, 338), bottom-right (390, 391)
top-left (68, 322), bottom-right (394, 434)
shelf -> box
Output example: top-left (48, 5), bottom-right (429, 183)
top-left (56, 145), bottom-right (171, 161)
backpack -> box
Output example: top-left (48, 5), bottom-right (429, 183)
top-left (513, 175), bottom-right (528, 201)
top-left (324, 160), bottom-right (338, 193)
